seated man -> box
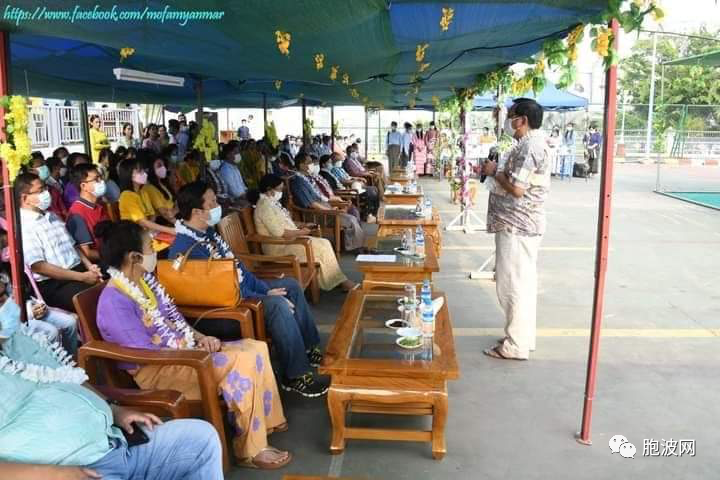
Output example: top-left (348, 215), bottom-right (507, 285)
top-left (218, 141), bottom-right (249, 204)
top-left (15, 173), bottom-right (103, 313)
top-left (62, 153), bottom-right (91, 208)
top-left (322, 153), bottom-right (379, 217)
top-left (66, 163), bottom-right (110, 263)
top-left (169, 181), bottom-right (328, 398)
top-left (28, 155), bottom-right (67, 220)
top-left (0, 299), bottom-right (223, 480)
top-left (305, 155), bottom-right (361, 221)
top-left (290, 153), bottom-right (366, 251)
top-left (343, 143), bottom-right (385, 196)
top-left (273, 152), bottom-right (296, 178)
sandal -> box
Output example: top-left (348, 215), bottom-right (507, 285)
top-left (483, 345), bottom-right (527, 361)
top-left (239, 447), bottom-right (292, 470)
top-left (267, 422), bottom-right (289, 435)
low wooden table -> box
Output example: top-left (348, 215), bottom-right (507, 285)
top-left (377, 205), bottom-right (442, 255)
top-left (389, 173), bottom-right (415, 186)
top-left (319, 290), bottom-right (459, 459)
top-left (357, 236), bottom-right (439, 288)
top-left (383, 191), bottom-right (423, 205)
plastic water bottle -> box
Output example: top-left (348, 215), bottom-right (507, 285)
top-left (415, 225), bottom-right (425, 257)
top-left (415, 198), bottom-right (424, 217)
top-left (424, 196), bottom-right (432, 219)
top-left (421, 280), bottom-right (432, 305)
top-left (421, 297), bottom-right (434, 338)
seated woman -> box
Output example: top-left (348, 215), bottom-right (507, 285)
top-left (177, 150), bottom-right (202, 187)
top-left (168, 182), bottom-right (327, 398)
top-left (117, 155), bottom-right (176, 252)
top-left (94, 220), bottom-right (291, 469)
top-left (138, 150), bottom-right (178, 225)
top-left (251, 175), bottom-right (355, 292)
top-left (321, 154), bottom-right (379, 218)
top-left (290, 153), bottom-right (365, 251)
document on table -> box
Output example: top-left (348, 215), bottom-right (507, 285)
top-left (356, 254), bottom-right (397, 263)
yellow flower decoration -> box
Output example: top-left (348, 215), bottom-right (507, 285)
top-left (341, 73), bottom-right (350, 85)
top-left (274, 80), bottom-right (282, 90)
top-left (534, 54), bottom-right (545, 74)
top-left (568, 45), bottom-right (578, 62)
top-left (192, 119), bottom-right (219, 163)
top-left (314, 53), bottom-right (325, 70)
top-left (594, 28), bottom-right (611, 57)
top-left (651, 5), bottom-right (665, 22)
top-left (633, 0), bottom-right (648, 7)
top-left (440, 7), bottom-right (454, 32)
top-left (274, 30), bottom-right (291, 56)
top-left (119, 47), bottom-right (135, 62)
top-left (330, 65), bottom-right (339, 81)
top-left (419, 62), bottom-right (431, 73)
top-left (567, 24), bottom-right (584, 47)
top-left (0, 95), bottom-right (31, 180)
top-left (415, 43), bottom-right (429, 63)
top-left (349, 88), bottom-right (359, 98)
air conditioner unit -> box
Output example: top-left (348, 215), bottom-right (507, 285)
top-left (113, 68), bottom-right (185, 87)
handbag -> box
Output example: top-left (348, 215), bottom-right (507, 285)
top-left (156, 241), bottom-right (241, 307)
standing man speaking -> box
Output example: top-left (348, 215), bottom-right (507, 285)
top-left (481, 98), bottom-right (550, 361)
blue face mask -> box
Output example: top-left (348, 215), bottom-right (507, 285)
top-left (0, 297), bottom-right (21, 339)
top-left (207, 206), bottom-right (222, 226)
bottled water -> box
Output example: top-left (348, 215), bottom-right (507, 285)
top-left (421, 296), bottom-right (434, 338)
top-left (415, 198), bottom-right (424, 217)
top-left (424, 196), bottom-right (432, 219)
top-left (421, 279), bottom-right (431, 304)
top-left (415, 226), bottom-right (425, 257)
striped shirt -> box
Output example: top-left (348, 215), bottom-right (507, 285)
top-left (20, 208), bottom-right (81, 282)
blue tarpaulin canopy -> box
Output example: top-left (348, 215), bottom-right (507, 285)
top-left (472, 82), bottom-right (588, 111)
top-left (0, 1), bottom-right (609, 108)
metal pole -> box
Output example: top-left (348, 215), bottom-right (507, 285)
top-left (80, 101), bottom-right (91, 157)
top-left (195, 79), bottom-right (203, 124)
top-left (0, 30), bottom-right (26, 321)
top-left (364, 107), bottom-right (369, 159)
top-left (620, 92), bottom-right (626, 145)
top-left (577, 18), bottom-right (620, 446)
top-left (644, 32), bottom-right (658, 160)
top-left (378, 110), bottom-right (382, 154)
top-left (330, 106), bottom-right (335, 151)
top-left (301, 98), bottom-right (308, 144)
top-left (660, 65), bottom-right (666, 104)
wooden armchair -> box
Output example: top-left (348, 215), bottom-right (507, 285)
top-left (73, 283), bottom-right (235, 472)
top-left (221, 209), bottom-right (320, 304)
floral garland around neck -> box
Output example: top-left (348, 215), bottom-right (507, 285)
top-left (174, 220), bottom-right (234, 260)
top-left (108, 267), bottom-right (196, 349)
top-left (263, 193), bottom-right (294, 226)
top-left (0, 325), bottom-right (88, 385)
top-left (296, 172), bottom-right (329, 202)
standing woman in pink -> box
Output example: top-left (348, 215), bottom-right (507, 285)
top-left (424, 121), bottom-right (438, 176)
top-left (411, 123), bottom-right (428, 175)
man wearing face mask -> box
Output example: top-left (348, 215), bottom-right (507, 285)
top-left (169, 182), bottom-right (328, 398)
top-left (386, 121), bottom-right (402, 171)
top-left (15, 173), bottom-right (103, 314)
top-left (31, 156), bottom-right (68, 221)
top-left (218, 141), bottom-right (249, 204)
top-left (400, 122), bottom-right (413, 169)
top-left (66, 164), bottom-right (111, 263)
top-left (480, 98), bottom-right (550, 361)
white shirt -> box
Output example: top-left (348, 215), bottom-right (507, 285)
top-left (20, 208), bottom-right (81, 282)
top-left (387, 130), bottom-right (402, 146)
top-left (401, 131), bottom-right (413, 154)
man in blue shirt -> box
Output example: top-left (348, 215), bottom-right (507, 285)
top-left (169, 181), bottom-right (327, 398)
top-left (218, 141), bottom-right (248, 202)
top-left (0, 299), bottom-right (223, 479)
top-left (237, 119), bottom-right (250, 140)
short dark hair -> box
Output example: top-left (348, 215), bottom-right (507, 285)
top-left (391, 121), bottom-right (398, 127)
top-left (168, 119), bottom-right (180, 130)
top-left (177, 181), bottom-right (213, 221)
top-left (71, 163), bottom-right (99, 188)
top-left (117, 157), bottom-right (143, 192)
top-left (294, 152), bottom-right (311, 169)
top-left (53, 146), bottom-right (69, 158)
top-left (14, 172), bottom-right (40, 205)
top-left (95, 220), bottom-right (145, 269)
top-left (46, 156), bottom-right (64, 173)
top-left (67, 152), bottom-right (90, 169)
top-left (319, 155), bottom-right (332, 167)
top-left (31, 151), bottom-right (44, 162)
top-left (258, 174), bottom-right (283, 193)
top-left (511, 98), bottom-right (543, 129)
top-left (221, 143), bottom-right (236, 160)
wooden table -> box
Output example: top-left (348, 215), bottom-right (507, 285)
top-left (389, 173), bottom-right (415, 186)
top-left (357, 236), bottom-right (439, 288)
top-left (376, 205), bottom-right (442, 255)
top-left (319, 290), bottom-right (459, 459)
top-left (383, 191), bottom-right (423, 205)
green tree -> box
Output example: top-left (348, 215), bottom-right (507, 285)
top-left (619, 27), bottom-right (720, 134)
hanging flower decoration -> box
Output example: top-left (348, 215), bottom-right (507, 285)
top-left (274, 30), bottom-right (291, 56)
top-left (440, 7), bottom-right (454, 32)
top-left (348, 88), bottom-right (360, 99)
top-left (314, 53), bottom-right (325, 70)
top-left (341, 73), bottom-right (350, 85)
top-left (329, 65), bottom-right (339, 81)
top-left (0, 95), bottom-right (32, 181)
top-left (192, 119), bottom-right (219, 163)
top-left (431, 95), bottom-right (440, 108)
top-left (274, 79), bottom-right (282, 90)
top-left (265, 120), bottom-right (279, 148)
top-left (119, 47), bottom-right (135, 62)
top-left (419, 62), bottom-right (431, 73)
top-left (593, 27), bottom-right (611, 57)
top-left (415, 43), bottom-right (429, 63)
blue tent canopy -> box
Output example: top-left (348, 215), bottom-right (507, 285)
top-left (473, 82), bottom-right (588, 111)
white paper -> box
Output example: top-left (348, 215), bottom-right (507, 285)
top-left (356, 254), bottom-right (397, 263)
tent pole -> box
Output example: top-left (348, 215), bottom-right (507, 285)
top-left (577, 18), bottom-right (620, 446)
top-left (364, 107), bottom-right (369, 159)
top-left (377, 110), bottom-right (381, 154)
top-left (301, 98), bottom-right (308, 144)
top-left (0, 30), bottom-right (27, 320)
top-left (263, 93), bottom-right (267, 128)
top-left (330, 106), bottom-right (335, 151)
top-left (80, 101), bottom-right (91, 158)
top-left (195, 79), bottom-right (203, 124)
top-left (644, 31), bottom-right (658, 160)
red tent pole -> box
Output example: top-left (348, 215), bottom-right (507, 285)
top-left (0, 30), bottom-right (26, 315)
top-left (577, 19), bottom-right (620, 445)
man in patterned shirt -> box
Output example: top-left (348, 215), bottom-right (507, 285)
top-left (481, 98), bottom-right (550, 361)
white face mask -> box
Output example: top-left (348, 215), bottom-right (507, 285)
top-left (271, 190), bottom-right (283, 202)
top-left (141, 252), bottom-right (157, 273)
top-left (309, 164), bottom-right (320, 176)
top-left (334, 161), bottom-right (343, 168)
top-left (234, 153), bottom-right (242, 164)
top-left (209, 159), bottom-right (222, 171)
top-left (133, 171), bottom-right (148, 185)
top-left (33, 190), bottom-right (52, 211)
top-left (155, 166), bottom-right (167, 179)
top-left (93, 180), bottom-right (107, 198)
top-left (59, 167), bottom-right (68, 177)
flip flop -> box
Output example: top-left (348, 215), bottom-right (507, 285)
top-left (238, 447), bottom-right (292, 470)
top-left (483, 345), bottom-right (527, 361)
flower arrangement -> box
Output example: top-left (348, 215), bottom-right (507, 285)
top-left (440, 7), bottom-right (454, 32)
top-left (192, 119), bottom-right (219, 163)
top-left (415, 43), bottom-right (429, 63)
top-left (274, 79), bottom-right (282, 90)
top-left (314, 53), bottom-right (325, 70)
top-left (329, 65), bottom-right (339, 81)
top-left (303, 118), bottom-right (314, 139)
top-left (0, 95), bottom-right (32, 181)
top-left (341, 73), bottom-right (350, 85)
top-left (119, 47), bottom-right (135, 62)
top-left (274, 30), bottom-right (291, 56)
top-left (265, 120), bottom-right (279, 148)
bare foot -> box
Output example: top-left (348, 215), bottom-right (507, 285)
top-left (249, 447), bottom-right (291, 469)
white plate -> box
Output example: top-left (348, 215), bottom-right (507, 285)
top-left (396, 336), bottom-right (422, 349)
top-left (385, 319), bottom-right (408, 330)
top-left (393, 247), bottom-right (411, 255)
top-left (396, 327), bottom-right (421, 337)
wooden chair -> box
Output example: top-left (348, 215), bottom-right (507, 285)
top-left (284, 178), bottom-right (349, 257)
top-left (73, 283), bottom-right (254, 473)
top-left (106, 201), bottom-right (120, 222)
top-left (220, 209), bottom-right (320, 304)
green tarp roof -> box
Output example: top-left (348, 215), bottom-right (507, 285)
top-left (1, 1), bottom-right (608, 107)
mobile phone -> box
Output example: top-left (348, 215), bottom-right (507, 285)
top-left (120, 422), bottom-right (150, 447)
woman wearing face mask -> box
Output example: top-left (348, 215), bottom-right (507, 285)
top-left (89, 114), bottom-right (110, 165)
top-left (251, 175), bottom-right (355, 292)
top-left (119, 122), bottom-right (140, 149)
top-left (94, 220), bottom-right (291, 469)
top-left (139, 152), bottom-right (178, 225)
top-left (411, 123), bottom-right (428, 175)
top-left (118, 156), bottom-right (176, 253)
top-left (97, 148), bottom-right (122, 202)
top-left (28, 156), bottom-right (67, 221)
